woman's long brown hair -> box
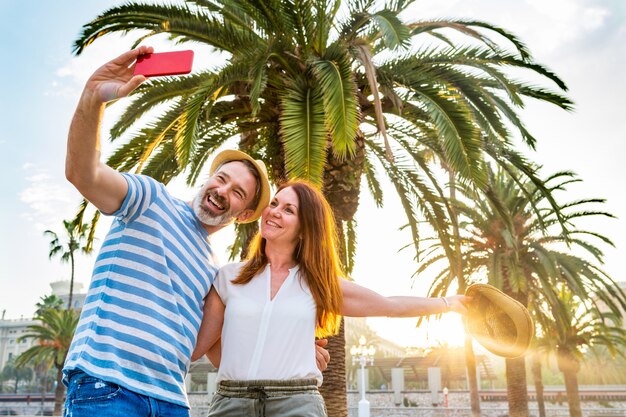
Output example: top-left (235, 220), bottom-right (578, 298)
top-left (232, 180), bottom-right (343, 338)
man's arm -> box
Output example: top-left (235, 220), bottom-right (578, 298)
top-left (66, 46), bottom-right (153, 214)
top-left (315, 339), bottom-right (330, 372)
top-left (192, 287), bottom-right (224, 362)
top-left (207, 341), bottom-right (222, 368)
top-left (340, 279), bottom-right (469, 317)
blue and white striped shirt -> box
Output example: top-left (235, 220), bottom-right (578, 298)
top-left (63, 173), bottom-right (218, 408)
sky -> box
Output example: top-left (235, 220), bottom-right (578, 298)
top-left (1, 0), bottom-right (625, 349)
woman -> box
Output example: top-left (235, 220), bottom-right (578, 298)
top-left (193, 180), bottom-right (468, 417)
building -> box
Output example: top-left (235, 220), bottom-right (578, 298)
top-left (49, 281), bottom-right (86, 311)
top-left (0, 315), bottom-right (37, 371)
top-left (0, 280), bottom-right (86, 371)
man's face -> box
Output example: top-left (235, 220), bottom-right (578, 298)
top-left (192, 161), bottom-right (258, 227)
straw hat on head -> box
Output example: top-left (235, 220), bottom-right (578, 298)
top-left (464, 284), bottom-right (534, 358)
top-left (209, 149), bottom-right (271, 224)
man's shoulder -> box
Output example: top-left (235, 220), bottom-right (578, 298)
top-left (122, 172), bottom-right (165, 188)
top-left (122, 172), bottom-right (187, 205)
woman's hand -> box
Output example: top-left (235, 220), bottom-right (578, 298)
top-left (441, 294), bottom-right (471, 315)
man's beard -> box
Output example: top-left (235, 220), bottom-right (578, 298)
top-left (192, 189), bottom-right (235, 227)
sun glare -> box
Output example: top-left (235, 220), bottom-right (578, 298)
top-left (368, 314), bottom-right (467, 350)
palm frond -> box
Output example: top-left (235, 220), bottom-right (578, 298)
top-left (408, 19), bottom-right (531, 60)
top-left (186, 123), bottom-right (240, 185)
top-left (351, 42), bottom-right (392, 159)
top-left (311, 47), bottom-right (359, 158)
top-left (362, 154), bottom-right (383, 207)
top-left (74, 2), bottom-right (263, 55)
top-left (369, 9), bottom-right (411, 50)
top-left (279, 79), bottom-right (328, 184)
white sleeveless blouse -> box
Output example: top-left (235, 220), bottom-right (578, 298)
top-left (213, 262), bottom-right (322, 385)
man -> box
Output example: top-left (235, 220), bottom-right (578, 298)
top-left (63, 46), bottom-right (328, 417)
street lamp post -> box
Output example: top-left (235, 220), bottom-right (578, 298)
top-left (350, 336), bottom-right (376, 417)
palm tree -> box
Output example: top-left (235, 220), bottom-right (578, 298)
top-left (417, 164), bottom-right (626, 417)
top-left (534, 285), bottom-right (626, 417)
top-left (44, 220), bottom-right (92, 309)
top-left (34, 294), bottom-right (64, 317)
top-left (16, 308), bottom-right (80, 416)
top-left (577, 345), bottom-right (626, 385)
top-left (72, 2), bottom-right (573, 414)
top-left (0, 358), bottom-right (34, 393)
top-left (444, 162), bottom-right (482, 415)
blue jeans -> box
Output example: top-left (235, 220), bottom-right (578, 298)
top-left (64, 370), bottom-right (189, 417)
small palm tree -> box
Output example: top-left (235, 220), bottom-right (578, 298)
top-left (34, 294), bottom-right (64, 317)
top-left (16, 308), bottom-right (80, 415)
top-left (0, 358), bottom-right (34, 393)
top-left (44, 220), bottom-right (92, 309)
top-left (535, 285), bottom-right (626, 417)
top-left (577, 345), bottom-right (626, 385)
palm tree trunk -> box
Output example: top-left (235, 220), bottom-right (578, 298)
top-left (319, 320), bottom-right (348, 417)
top-left (319, 133), bottom-right (366, 417)
top-left (319, 213), bottom-right (350, 417)
top-left (501, 281), bottom-right (530, 417)
top-left (506, 356), bottom-right (529, 417)
top-left (562, 368), bottom-right (582, 417)
top-left (449, 168), bottom-right (481, 417)
top-left (464, 335), bottom-right (481, 417)
top-left (557, 349), bottom-right (582, 417)
top-left (68, 250), bottom-right (75, 310)
top-left (54, 366), bottom-right (64, 415)
top-left (321, 132), bottom-right (365, 224)
top-left (531, 353), bottom-right (546, 417)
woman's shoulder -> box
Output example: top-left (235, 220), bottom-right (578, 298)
top-left (218, 261), bottom-right (246, 277)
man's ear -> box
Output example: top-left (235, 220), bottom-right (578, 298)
top-left (235, 208), bottom-right (255, 223)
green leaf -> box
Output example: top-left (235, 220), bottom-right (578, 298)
top-left (370, 9), bottom-right (411, 49)
top-left (280, 79), bottom-right (328, 184)
top-left (311, 48), bottom-right (359, 158)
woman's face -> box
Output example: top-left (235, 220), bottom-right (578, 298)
top-left (260, 186), bottom-right (301, 246)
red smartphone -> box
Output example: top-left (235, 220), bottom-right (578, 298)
top-left (134, 50), bottom-right (194, 77)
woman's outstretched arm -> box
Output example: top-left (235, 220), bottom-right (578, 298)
top-left (340, 279), bottom-right (469, 317)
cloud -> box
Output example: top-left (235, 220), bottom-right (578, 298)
top-left (407, 0), bottom-right (612, 58)
top-left (43, 80), bottom-right (82, 99)
top-left (19, 165), bottom-right (81, 232)
top-left (522, 0), bottom-right (609, 53)
top-left (43, 34), bottom-right (133, 99)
